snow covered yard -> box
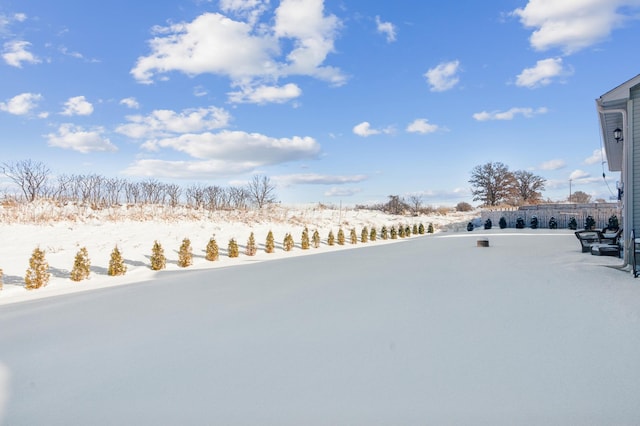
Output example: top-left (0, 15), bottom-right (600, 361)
top-left (1, 228), bottom-right (639, 425)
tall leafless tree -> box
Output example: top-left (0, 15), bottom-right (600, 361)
top-left (247, 175), bottom-right (277, 208)
top-left (469, 162), bottom-right (517, 206)
top-left (513, 170), bottom-right (546, 205)
top-left (408, 195), bottom-right (423, 215)
top-left (1, 159), bottom-right (51, 202)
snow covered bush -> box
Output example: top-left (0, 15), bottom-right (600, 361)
top-left (265, 231), bottom-right (275, 253)
top-left (418, 223), bottom-right (425, 234)
top-left (398, 225), bottom-right (405, 238)
top-left (150, 241), bottom-right (166, 270)
top-left (370, 227), bottom-right (377, 241)
top-left (228, 238), bottom-right (239, 258)
top-left (515, 217), bottom-right (525, 229)
top-left (301, 227), bottom-right (310, 250)
top-left (499, 217), bottom-right (507, 229)
top-left (405, 225), bottom-right (412, 236)
top-left (25, 247), bottom-right (50, 290)
top-left (206, 237), bottom-right (219, 261)
top-left (70, 247), bottom-right (91, 282)
top-left (312, 229), bottom-right (321, 248)
top-left (283, 233), bottom-right (294, 251)
top-left (361, 227), bottom-right (368, 243)
top-left (530, 216), bottom-right (539, 229)
top-left (327, 230), bottom-right (335, 246)
top-left (350, 228), bottom-right (357, 244)
top-left (178, 238), bottom-right (193, 267)
top-left (484, 218), bottom-right (492, 230)
top-left (390, 226), bottom-right (398, 239)
top-left (608, 215), bottom-right (619, 231)
top-left (381, 225), bottom-right (388, 240)
top-left (427, 223), bottom-right (434, 234)
top-left (548, 217), bottom-right (558, 229)
top-left (467, 222), bottom-right (474, 232)
top-left (585, 215), bottom-right (596, 230)
top-left (108, 246), bottom-right (127, 276)
top-left (412, 224), bottom-right (418, 235)
top-left (568, 217), bottom-right (577, 230)
top-left (245, 232), bottom-right (257, 256)
top-left (337, 228), bottom-right (345, 245)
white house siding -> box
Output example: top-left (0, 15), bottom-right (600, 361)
top-left (632, 87), bottom-right (640, 234)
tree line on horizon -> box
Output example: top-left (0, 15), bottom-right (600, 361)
top-left (0, 159), bottom-right (277, 210)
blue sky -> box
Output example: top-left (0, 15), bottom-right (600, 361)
top-left (1, 0), bottom-right (639, 206)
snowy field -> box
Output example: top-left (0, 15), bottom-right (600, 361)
top-left (1, 219), bottom-right (639, 425)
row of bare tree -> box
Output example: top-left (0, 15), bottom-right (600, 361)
top-left (0, 160), bottom-right (277, 209)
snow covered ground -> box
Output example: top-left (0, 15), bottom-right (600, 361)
top-left (1, 205), bottom-right (640, 424)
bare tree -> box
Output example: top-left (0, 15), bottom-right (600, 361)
top-left (1, 159), bottom-right (51, 202)
top-left (469, 162), bottom-right (516, 206)
top-left (513, 170), bottom-right (545, 205)
top-left (408, 195), bottom-right (423, 215)
top-left (186, 184), bottom-right (206, 209)
top-left (165, 183), bottom-right (182, 208)
top-left (569, 190), bottom-right (592, 204)
top-left (246, 175), bottom-right (277, 208)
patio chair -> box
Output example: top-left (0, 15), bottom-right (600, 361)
top-left (574, 230), bottom-right (603, 253)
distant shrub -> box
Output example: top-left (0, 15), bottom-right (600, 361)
top-left (108, 246), bottom-right (127, 276)
top-left (499, 217), bottom-right (507, 229)
top-left (585, 215), bottom-right (596, 230)
top-left (328, 230), bottom-right (335, 246)
top-left (608, 215), bottom-right (619, 231)
top-left (228, 238), bottom-right (239, 258)
top-left (312, 229), bottom-right (321, 248)
top-left (337, 228), bottom-right (345, 245)
top-left (398, 225), bottom-right (405, 238)
top-left (515, 217), bottom-right (525, 229)
top-left (427, 223), bottom-right (434, 234)
top-left (530, 216), bottom-right (539, 229)
top-left (178, 238), bottom-right (193, 267)
top-left (412, 224), bottom-right (419, 235)
top-left (206, 237), bottom-right (219, 260)
top-left (418, 223), bottom-right (425, 235)
top-left (0, 268), bottom-right (3, 291)
top-left (370, 227), bottom-right (377, 241)
top-left (25, 247), bottom-right (50, 290)
top-left (568, 217), bottom-right (577, 230)
top-left (301, 227), bottom-right (310, 250)
top-left (390, 225), bottom-right (398, 239)
top-left (265, 231), bottom-right (275, 253)
top-left (381, 225), bottom-right (388, 240)
top-left (548, 217), bottom-right (558, 229)
top-left (150, 240), bottom-right (166, 270)
top-left (405, 225), bottom-right (411, 236)
top-left (361, 227), bottom-right (368, 243)
top-left (350, 228), bottom-right (357, 244)
top-left (70, 247), bottom-right (91, 282)
top-left (467, 222), bottom-right (474, 232)
top-left (245, 232), bottom-right (257, 256)
top-left (484, 218), bottom-right (492, 230)
top-left (456, 201), bottom-right (473, 212)
top-left (283, 233), bottom-right (294, 251)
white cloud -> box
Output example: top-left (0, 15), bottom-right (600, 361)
top-left (324, 187), bottom-right (362, 197)
top-left (274, 173), bottom-right (368, 186)
top-left (116, 106), bottom-right (231, 139)
top-left (61, 96), bottom-right (94, 116)
top-left (120, 97), bottom-right (140, 109)
top-left (353, 121), bottom-right (379, 137)
top-left (228, 83), bottom-right (302, 104)
top-left (123, 158), bottom-right (259, 179)
top-left (0, 92), bottom-right (42, 115)
top-left (424, 60), bottom-right (460, 92)
top-left (584, 148), bottom-right (607, 165)
top-left (512, 0), bottom-right (639, 54)
top-left (569, 169), bottom-right (590, 181)
top-left (144, 130), bottom-right (320, 164)
top-left (45, 124), bottom-right (117, 153)
top-left (375, 16), bottom-right (396, 43)
top-left (131, 2), bottom-right (345, 102)
top-left (539, 159), bottom-right (566, 170)
top-left (516, 57), bottom-right (570, 88)
top-left (2, 40), bottom-right (40, 67)
top-left (472, 107), bottom-right (548, 121)
top-left (406, 118), bottom-right (439, 134)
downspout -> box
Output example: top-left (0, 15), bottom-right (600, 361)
top-left (597, 103), bottom-right (629, 268)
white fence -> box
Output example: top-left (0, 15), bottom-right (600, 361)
top-left (479, 203), bottom-right (621, 229)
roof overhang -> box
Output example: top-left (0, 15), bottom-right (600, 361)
top-left (596, 74), bottom-right (640, 172)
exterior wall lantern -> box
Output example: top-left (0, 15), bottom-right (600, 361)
top-left (614, 127), bottom-right (623, 142)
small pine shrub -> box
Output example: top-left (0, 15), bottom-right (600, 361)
top-left (427, 223), bottom-right (434, 234)
top-left (499, 217), bottom-right (507, 229)
top-left (327, 230), bottom-right (335, 246)
top-left (381, 225), bottom-right (388, 240)
top-left (398, 225), bottom-right (405, 238)
top-left (283, 233), bottom-right (294, 251)
top-left (515, 217), bottom-right (525, 229)
top-left (337, 228), bottom-right (345, 245)
top-left (178, 238), bottom-right (193, 267)
top-left (70, 247), bottom-right (91, 282)
top-left (228, 238), bottom-right (239, 258)
top-left (361, 227), bottom-right (368, 243)
top-left (390, 226), bottom-right (398, 239)
top-left (608, 215), bottom-right (619, 231)
top-left (530, 216), bottom-right (539, 230)
top-left (585, 215), bottom-right (596, 230)
top-left (370, 227), bottom-right (377, 241)
top-left (467, 222), bottom-right (474, 232)
top-left (350, 228), bottom-right (357, 244)
top-left (265, 230), bottom-right (275, 253)
top-left (301, 227), bottom-right (310, 249)
top-left (418, 223), bottom-right (425, 235)
top-left (150, 240), bottom-right (166, 270)
top-left (484, 218), bottom-right (492, 230)
top-left (25, 247), bottom-right (51, 290)
top-left (312, 229), bottom-right (321, 248)
top-left (568, 217), bottom-right (577, 230)
top-left (108, 245), bottom-right (127, 276)
top-left (406, 225), bottom-right (412, 236)
top-left (548, 217), bottom-right (558, 229)
top-left (245, 232), bottom-right (257, 256)
top-left (206, 237), bottom-right (219, 261)
top-left (0, 268), bottom-right (3, 291)
top-left (412, 224), bottom-right (418, 235)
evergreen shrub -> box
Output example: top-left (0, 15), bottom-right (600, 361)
top-left (568, 217), bottom-right (577, 230)
top-left (585, 215), bottom-right (596, 230)
top-left (515, 217), bottom-right (525, 229)
top-left (530, 216), bottom-right (539, 229)
top-left (228, 238), bottom-right (239, 257)
top-left (178, 238), bottom-right (193, 267)
top-left (328, 230), bottom-right (335, 246)
top-left (70, 247), bottom-right (91, 282)
top-left (312, 229), bottom-right (321, 248)
top-left (206, 237), bottom-right (219, 260)
top-left (108, 246), bottom-right (127, 276)
top-left (25, 247), bottom-right (50, 290)
top-left (467, 222), bottom-right (474, 232)
top-left (150, 240), bottom-right (166, 270)
top-left (548, 217), bottom-right (558, 229)
top-left (265, 231), bottom-right (275, 253)
top-left (484, 218), bottom-right (492, 230)
top-left (245, 232), bottom-right (257, 256)
top-left (499, 217), bottom-right (507, 229)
